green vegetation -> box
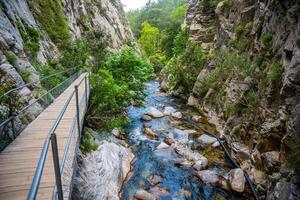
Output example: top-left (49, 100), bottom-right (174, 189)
top-left (19, 69), bottom-right (31, 83)
top-left (267, 61), bottom-right (283, 82)
top-left (28, 0), bottom-right (70, 46)
top-left (80, 131), bottom-right (99, 153)
top-left (16, 19), bottom-right (40, 59)
top-left (3, 51), bottom-right (17, 66)
top-left (138, 21), bottom-right (161, 56)
top-left (261, 33), bottom-right (273, 46)
top-left (231, 124), bottom-right (242, 135)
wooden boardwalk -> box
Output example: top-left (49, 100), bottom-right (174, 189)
top-left (0, 73), bottom-right (89, 200)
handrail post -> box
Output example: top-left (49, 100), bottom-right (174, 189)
top-left (50, 133), bottom-right (64, 200)
top-left (84, 75), bottom-right (88, 107)
top-left (75, 86), bottom-right (81, 139)
top-left (8, 96), bottom-right (16, 139)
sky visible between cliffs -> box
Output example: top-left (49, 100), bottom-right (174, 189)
top-left (121, 0), bottom-right (150, 11)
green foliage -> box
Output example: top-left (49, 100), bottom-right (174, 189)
top-left (164, 42), bottom-right (208, 93)
top-left (80, 132), bottom-right (98, 153)
top-left (234, 25), bottom-right (245, 36)
top-left (226, 103), bottom-right (240, 117)
top-left (90, 48), bottom-right (153, 112)
top-left (267, 61), bottom-right (283, 82)
top-left (138, 21), bottom-right (161, 56)
top-left (261, 33), bottom-right (273, 46)
top-left (38, 62), bottom-right (66, 90)
top-left (16, 19), bottom-right (40, 59)
top-left (149, 53), bottom-right (167, 72)
top-left (173, 28), bottom-right (189, 55)
top-left (3, 51), bottom-right (17, 66)
top-left (127, 0), bottom-right (187, 58)
top-left (19, 69), bottom-right (31, 82)
top-left (29, 0), bottom-right (70, 46)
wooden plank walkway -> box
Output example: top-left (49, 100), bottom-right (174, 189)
top-left (0, 73), bottom-right (89, 200)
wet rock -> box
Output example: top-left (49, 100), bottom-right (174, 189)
top-left (135, 190), bottom-right (156, 200)
top-left (163, 106), bottom-right (176, 115)
top-left (141, 115), bottom-right (152, 121)
top-left (164, 137), bottom-right (174, 145)
top-left (149, 187), bottom-right (169, 198)
top-left (171, 112), bottom-right (182, 119)
top-left (111, 128), bottom-right (120, 138)
top-left (229, 168), bottom-right (245, 192)
top-left (173, 129), bottom-right (189, 143)
top-left (232, 142), bottom-right (251, 161)
top-left (144, 128), bottom-right (159, 140)
top-left (156, 142), bottom-right (169, 150)
top-left (175, 159), bottom-right (193, 168)
top-left (184, 129), bottom-right (197, 134)
top-left (146, 107), bottom-right (164, 118)
top-left (262, 151), bottom-right (281, 172)
top-left (193, 160), bottom-right (208, 171)
top-left (172, 143), bottom-right (208, 169)
top-left (196, 170), bottom-right (219, 186)
top-left (74, 141), bottom-right (134, 199)
top-left (149, 174), bottom-right (161, 186)
top-left (197, 134), bottom-right (217, 147)
top-left (212, 141), bottom-right (220, 148)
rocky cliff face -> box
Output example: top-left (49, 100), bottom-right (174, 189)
top-left (162, 0), bottom-right (300, 199)
top-left (0, 0), bottom-right (134, 129)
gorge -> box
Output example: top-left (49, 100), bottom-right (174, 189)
top-left (0, 0), bottom-right (299, 200)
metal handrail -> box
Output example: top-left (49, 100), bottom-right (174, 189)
top-left (27, 73), bottom-right (90, 200)
top-left (0, 71), bottom-right (80, 151)
top-left (0, 67), bottom-right (76, 99)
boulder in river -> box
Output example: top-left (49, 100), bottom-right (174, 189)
top-left (164, 137), bottom-right (174, 145)
top-left (73, 141), bottom-right (134, 199)
top-left (146, 107), bottom-right (164, 118)
top-left (196, 170), bottom-right (219, 186)
top-left (229, 168), bottom-right (245, 192)
top-left (171, 111), bottom-right (183, 119)
top-left (134, 190), bottom-right (156, 200)
top-left (197, 134), bottom-right (217, 147)
top-left (144, 127), bottom-right (159, 140)
top-left (141, 114), bottom-right (152, 121)
top-left (156, 142), bottom-right (169, 150)
top-left (173, 128), bottom-right (189, 143)
top-left (163, 106), bottom-right (176, 115)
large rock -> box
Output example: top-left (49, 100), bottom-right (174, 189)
top-left (197, 134), bottom-right (218, 147)
top-left (196, 170), bottom-right (219, 186)
top-left (134, 190), bottom-right (156, 200)
top-left (172, 143), bottom-right (208, 170)
top-left (173, 128), bottom-right (189, 143)
top-left (261, 151), bottom-right (281, 172)
top-left (73, 141), bottom-right (134, 199)
top-left (163, 106), bottom-right (176, 115)
top-left (229, 168), bottom-right (246, 192)
top-left (141, 114), bottom-right (152, 121)
top-left (231, 142), bottom-right (251, 161)
top-left (144, 127), bottom-right (159, 140)
top-left (156, 142), bottom-right (169, 150)
top-left (146, 107), bottom-right (164, 118)
top-left (171, 112), bottom-right (182, 119)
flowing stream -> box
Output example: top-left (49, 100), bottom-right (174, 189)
top-left (120, 81), bottom-right (247, 200)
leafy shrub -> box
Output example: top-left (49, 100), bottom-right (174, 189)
top-left (173, 28), bottom-right (189, 55)
top-left (261, 33), bottom-right (273, 46)
top-left (3, 51), bottom-right (17, 66)
top-left (231, 124), bottom-right (242, 135)
top-left (138, 21), bottom-right (161, 56)
top-left (244, 22), bottom-right (253, 34)
top-left (103, 47), bottom-right (154, 93)
top-left (226, 103), bottom-right (240, 117)
top-left (149, 53), bottom-right (167, 72)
